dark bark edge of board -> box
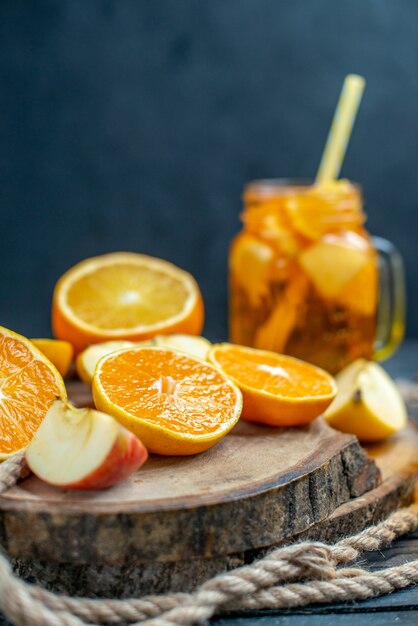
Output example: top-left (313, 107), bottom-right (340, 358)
top-left (11, 470), bottom-right (415, 598)
top-left (0, 437), bottom-right (379, 565)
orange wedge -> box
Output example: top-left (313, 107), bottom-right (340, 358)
top-left (93, 347), bottom-right (242, 455)
top-left (0, 326), bottom-right (67, 458)
top-left (52, 252), bottom-right (204, 354)
top-left (31, 339), bottom-right (74, 377)
top-left (208, 344), bottom-right (336, 427)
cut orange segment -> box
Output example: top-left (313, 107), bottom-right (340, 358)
top-left (52, 252), bottom-right (204, 354)
top-left (208, 344), bottom-right (336, 427)
top-left (0, 326), bottom-right (67, 458)
top-left (31, 339), bottom-right (74, 377)
top-left (93, 347), bottom-right (242, 455)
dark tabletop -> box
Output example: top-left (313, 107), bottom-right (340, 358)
top-left (1, 342), bottom-right (417, 626)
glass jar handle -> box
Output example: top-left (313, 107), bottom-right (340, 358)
top-left (373, 236), bottom-right (406, 361)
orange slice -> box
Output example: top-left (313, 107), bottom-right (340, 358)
top-left (208, 344), bottom-right (336, 427)
top-left (284, 180), bottom-right (359, 241)
top-left (0, 326), bottom-right (67, 458)
top-left (31, 339), bottom-right (74, 377)
top-left (93, 347), bottom-right (242, 455)
top-left (52, 252), bottom-right (204, 354)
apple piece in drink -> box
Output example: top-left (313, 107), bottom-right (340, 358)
top-left (229, 233), bottom-right (275, 309)
top-left (336, 256), bottom-right (378, 317)
top-left (298, 231), bottom-right (371, 300)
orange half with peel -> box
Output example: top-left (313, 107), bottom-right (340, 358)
top-left (0, 326), bottom-right (67, 458)
top-left (208, 344), bottom-right (336, 427)
top-left (52, 252), bottom-right (204, 354)
top-left (93, 347), bottom-right (242, 455)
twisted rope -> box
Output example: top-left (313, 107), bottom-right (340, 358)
top-left (0, 453), bottom-right (417, 625)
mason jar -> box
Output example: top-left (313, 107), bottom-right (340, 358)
top-left (229, 179), bottom-right (405, 374)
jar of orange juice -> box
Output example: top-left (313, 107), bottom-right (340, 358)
top-left (229, 179), bottom-right (405, 374)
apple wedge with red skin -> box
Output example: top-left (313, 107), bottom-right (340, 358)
top-left (26, 400), bottom-right (148, 490)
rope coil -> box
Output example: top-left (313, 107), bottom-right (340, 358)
top-left (0, 452), bottom-right (417, 626)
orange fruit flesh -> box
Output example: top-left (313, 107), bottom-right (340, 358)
top-left (93, 347), bottom-right (242, 455)
top-left (209, 344), bottom-right (336, 427)
top-left (66, 263), bottom-right (191, 330)
top-left (284, 180), bottom-right (362, 241)
top-left (0, 329), bottom-right (66, 456)
top-left (97, 349), bottom-right (237, 434)
top-left (53, 253), bottom-right (204, 354)
top-left (212, 346), bottom-right (334, 397)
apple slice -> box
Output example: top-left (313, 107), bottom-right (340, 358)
top-left (77, 335), bottom-right (211, 385)
top-left (76, 340), bottom-right (137, 385)
top-left (324, 359), bottom-right (407, 442)
top-left (299, 232), bottom-right (370, 299)
top-left (152, 334), bottom-right (211, 360)
top-left (26, 400), bottom-right (148, 489)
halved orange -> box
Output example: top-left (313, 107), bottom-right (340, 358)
top-left (31, 339), bottom-right (74, 377)
top-left (93, 347), bottom-right (242, 455)
top-left (52, 253), bottom-right (204, 354)
top-left (0, 326), bottom-right (67, 458)
top-left (208, 344), bottom-right (336, 427)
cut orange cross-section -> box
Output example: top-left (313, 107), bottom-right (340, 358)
top-left (0, 326), bottom-right (67, 458)
top-left (52, 253), bottom-right (204, 354)
top-left (208, 344), bottom-right (336, 427)
top-left (93, 347), bottom-right (242, 455)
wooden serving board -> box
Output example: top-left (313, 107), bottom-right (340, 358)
top-left (0, 381), bottom-right (417, 597)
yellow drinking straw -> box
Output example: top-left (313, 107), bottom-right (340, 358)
top-left (316, 74), bottom-right (366, 184)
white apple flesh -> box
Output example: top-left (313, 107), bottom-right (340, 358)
top-left (26, 400), bottom-right (148, 489)
top-left (324, 359), bottom-right (407, 441)
top-left (299, 233), bottom-right (370, 299)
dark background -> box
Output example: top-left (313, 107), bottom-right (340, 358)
top-left (0, 0), bottom-right (417, 342)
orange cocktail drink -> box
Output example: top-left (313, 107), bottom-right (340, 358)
top-left (229, 180), bottom-right (378, 374)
